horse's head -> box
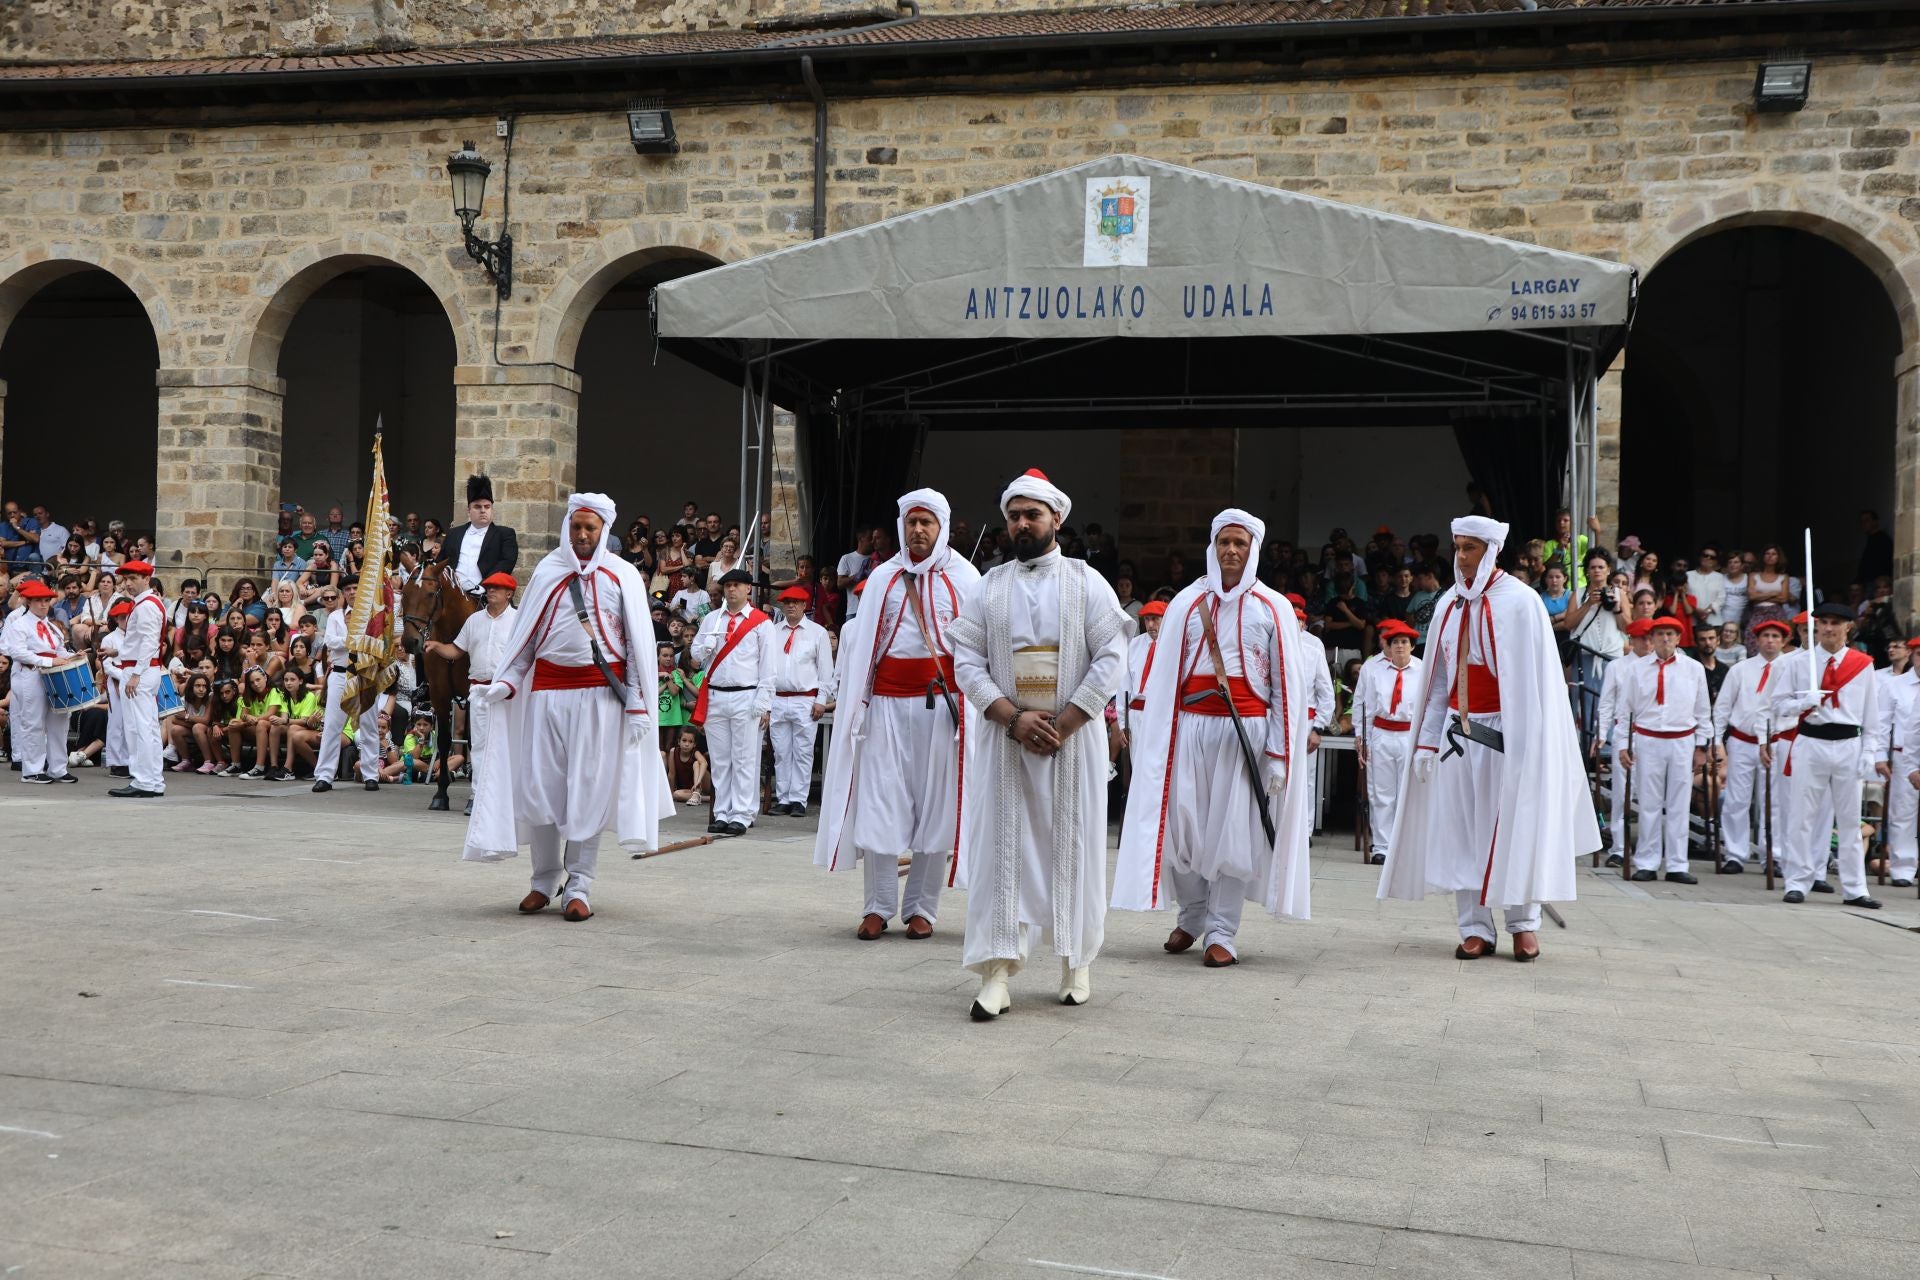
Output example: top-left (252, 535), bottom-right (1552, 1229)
top-left (398, 573), bottom-right (437, 657)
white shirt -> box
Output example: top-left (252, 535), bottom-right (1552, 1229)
top-left (1596, 650), bottom-right (1649, 744)
top-left (669, 587), bottom-right (706, 618)
top-left (691, 605), bottom-right (776, 713)
top-left (119, 589), bottom-right (166, 667)
top-left (1686, 570), bottom-right (1728, 627)
top-left (1772, 644), bottom-right (1883, 756)
top-left (0, 608), bottom-right (70, 667)
top-left (836, 550), bottom-right (867, 618)
top-left (770, 616), bottom-right (835, 699)
top-left (36, 521), bottom-right (68, 563)
top-left (1625, 650), bottom-right (1711, 744)
top-left (1876, 666), bottom-right (1919, 751)
top-left (1351, 652), bottom-right (1422, 730)
top-left (452, 604), bottom-right (518, 682)
top-left (1298, 629), bottom-right (1334, 728)
top-left (453, 523), bottom-right (487, 592)
top-left (320, 608), bottom-right (348, 669)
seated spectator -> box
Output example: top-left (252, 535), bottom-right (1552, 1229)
top-left (291, 510), bottom-right (324, 559)
top-left (53, 536), bottom-right (94, 589)
top-left (811, 563), bottom-right (843, 628)
top-left (232, 577), bottom-right (268, 622)
top-left (168, 672), bottom-right (217, 773)
top-left (270, 539), bottom-right (307, 585)
top-left (1541, 564), bottom-right (1573, 623)
top-left (208, 678), bottom-right (243, 772)
top-left (267, 579), bottom-right (306, 630)
top-left (664, 726), bottom-right (713, 805)
top-left (96, 531), bottom-right (126, 574)
top-left (285, 635), bottom-right (321, 697)
top-left (1715, 621), bottom-right (1747, 667)
top-left (262, 608), bottom-right (293, 658)
top-left (212, 627), bottom-right (246, 683)
top-left (223, 667), bottom-right (277, 777)
top-left (296, 543), bottom-right (341, 606)
top-left (267, 667), bottom-right (323, 780)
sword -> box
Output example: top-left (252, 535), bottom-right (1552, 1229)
top-left (1193, 602), bottom-right (1279, 848)
top-left (1441, 713), bottom-right (1505, 759)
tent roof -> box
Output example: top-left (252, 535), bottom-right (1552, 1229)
top-left (653, 154), bottom-right (1632, 428)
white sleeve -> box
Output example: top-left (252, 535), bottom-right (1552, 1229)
top-left (690, 613), bottom-right (722, 667)
top-left (1691, 663), bottom-right (1711, 747)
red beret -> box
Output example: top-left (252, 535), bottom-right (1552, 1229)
top-left (1791, 611), bottom-right (1809, 624)
top-left (1294, 608), bottom-right (1308, 623)
top-left (1751, 620), bottom-right (1792, 638)
top-left (1284, 593), bottom-right (1306, 608)
top-left (1137, 600), bottom-right (1167, 619)
top-left (109, 599), bottom-right (134, 617)
top-left (777, 586), bottom-right (810, 602)
top-left (1625, 619), bottom-right (1654, 638)
top-left (119, 560), bottom-right (154, 575)
top-left (481, 572), bottom-right (517, 590)
top-left (1650, 616), bottom-right (1685, 633)
top-left (1378, 620), bottom-right (1417, 640)
top-left (16, 579), bottom-right (56, 599)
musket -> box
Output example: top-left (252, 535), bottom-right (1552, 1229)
top-left (1355, 706), bottom-right (1372, 863)
top-left (1876, 722), bottom-right (1895, 886)
top-left (1704, 729), bottom-right (1722, 868)
top-left (1585, 729), bottom-right (1604, 870)
top-left (1621, 713), bottom-right (1635, 880)
top-left (1762, 714), bottom-right (1777, 891)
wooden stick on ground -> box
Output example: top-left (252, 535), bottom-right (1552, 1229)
top-left (633, 835), bottom-right (716, 860)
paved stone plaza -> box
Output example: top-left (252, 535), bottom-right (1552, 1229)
top-left (5, 777), bottom-right (1920, 1279)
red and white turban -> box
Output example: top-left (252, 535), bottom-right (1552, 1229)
top-left (1000, 468), bottom-right (1071, 524)
top-left (896, 487), bottom-right (952, 576)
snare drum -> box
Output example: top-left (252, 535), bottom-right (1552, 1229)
top-left (40, 658), bottom-right (98, 711)
top-left (154, 672), bottom-right (184, 720)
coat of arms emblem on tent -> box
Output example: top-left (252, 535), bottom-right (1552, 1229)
top-left (1083, 176), bottom-right (1150, 267)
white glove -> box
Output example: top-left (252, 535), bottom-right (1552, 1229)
top-left (1779, 691), bottom-right (1822, 716)
top-left (1413, 751), bottom-right (1438, 784)
top-left (473, 682), bottom-right (511, 704)
top-left (625, 715), bottom-right (650, 749)
top-left (33, 655), bottom-right (54, 670)
top-left (1264, 757), bottom-right (1287, 796)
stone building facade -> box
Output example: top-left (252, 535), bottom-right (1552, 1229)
top-left (0, 0), bottom-right (1916, 597)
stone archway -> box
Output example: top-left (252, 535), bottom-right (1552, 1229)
top-left (0, 257), bottom-right (164, 542)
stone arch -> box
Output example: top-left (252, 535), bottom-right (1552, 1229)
top-left (0, 249), bottom-right (179, 369)
top-left (536, 221), bottom-right (735, 369)
top-left (1630, 191), bottom-right (1920, 346)
top-left (235, 233), bottom-right (480, 380)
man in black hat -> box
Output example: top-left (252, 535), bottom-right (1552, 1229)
top-left (442, 474), bottom-right (519, 598)
top-left (689, 568), bottom-right (774, 835)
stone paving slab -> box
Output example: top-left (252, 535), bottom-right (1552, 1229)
top-left (3, 775), bottom-right (1920, 1278)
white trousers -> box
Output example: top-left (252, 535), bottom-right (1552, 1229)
top-left (1720, 735), bottom-right (1788, 867)
top-left (123, 671), bottom-right (165, 793)
top-left (315, 670), bottom-right (381, 783)
top-left (1785, 736), bottom-right (1867, 898)
top-left (1455, 889), bottom-right (1541, 943)
top-left (1607, 733), bottom-right (1630, 856)
top-left (10, 670), bottom-right (71, 778)
top-left (704, 689), bottom-right (762, 825)
top-left (1631, 734), bottom-right (1694, 874)
top-left (1171, 867), bottom-right (1248, 957)
top-left (104, 673), bottom-right (127, 768)
top-left (1884, 746), bottom-right (1918, 880)
top-left (863, 848), bottom-right (949, 924)
top-left (529, 824), bottom-right (599, 905)
top-left (768, 695), bottom-right (819, 805)
top-left (1364, 728), bottom-right (1411, 856)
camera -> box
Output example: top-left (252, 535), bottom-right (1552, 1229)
top-left (1601, 589), bottom-right (1617, 611)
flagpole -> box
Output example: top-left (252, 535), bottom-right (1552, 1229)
top-left (1804, 526), bottom-right (1817, 693)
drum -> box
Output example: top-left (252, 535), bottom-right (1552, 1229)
top-left (40, 658), bottom-right (98, 711)
top-left (154, 672), bottom-right (184, 720)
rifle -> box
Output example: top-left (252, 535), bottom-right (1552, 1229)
top-left (1876, 726), bottom-right (1895, 886)
top-left (1704, 733), bottom-right (1722, 869)
top-left (1355, 710), bottom-right (1372, 863)
top-left (1585, 736), bottom-right (1604, 870)
top-left (1762, 716), bottom-right (1777, 891)
top-left (1620, 714), bottom-right (1635, 880)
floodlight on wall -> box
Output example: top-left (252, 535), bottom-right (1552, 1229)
top-left (446, 140), bottom-right (513, 298)
top-left (628, 100), bottom-right (679, 156)
top-left (1754, 60), bottom-right (1811, 113)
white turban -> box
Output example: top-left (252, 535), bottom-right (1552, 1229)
top-left (1000, 468), bottom-right (1071, 524)
top-left (1450, 514), bottom-right (1509, 600)
top-left (895, 487), bottom-right (953, 576)
top-left (1206, 507), bottom-right (1265, 602)
top-left (566, 492), bottom-right (619, 576)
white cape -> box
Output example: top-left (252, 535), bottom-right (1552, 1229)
top-left (461, 550), bottom-right (672, 861)
top-left (1377, 575), bottom-right (1597, 905)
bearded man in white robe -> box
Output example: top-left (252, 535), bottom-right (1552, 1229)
top-left (1114, 509), bottom-right (1313, 967)
top-left (814, 488), bottom-right (982, 940)
top-left (460, 493), bottom-right (673, 921)
top-left (947, 469), bottom-right (1128, 1019)
top-left (1379, 516), bottom-right (1599, 960)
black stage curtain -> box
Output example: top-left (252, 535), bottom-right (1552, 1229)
top-left (1451, 410), bottom-right (1566, 548)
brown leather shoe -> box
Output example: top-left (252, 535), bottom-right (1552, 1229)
top-left (855, 913), bottom-right (887, 941)
top-left (1202, 943), bottom-right (1238, 967)
top-left (518, 891), bottom-right (550, 914)
top-left (904, 915), bottom-right (933, 940)
top-left (1454, 935), bottom-right (1494, 959)
top-left (1511, 931), bottom-right (1540, 962)
top-left (563, 898), bottom-right (592, 923)
top-left (1164, 928), bottom-right (1196, 954)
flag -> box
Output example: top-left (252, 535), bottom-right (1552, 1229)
top-left (341, 427), bottom-right (398, 718)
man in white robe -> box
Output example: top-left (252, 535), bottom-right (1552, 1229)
top-left (1119, 599), bottom-right (1167, 739)
top-left (691, 569), bottom-right (775, 836)
top-left (1593, 618), bottom-right (1653, 867)
top-left (1115, 509), bottom-right (1312, 967)
top-left (1353, 620), bottom-right (1422, 865)
top-left (814, 489), bottom-right (981, 940)
top-left (1713, 618), bottom-right (1793, 876)
top-left (425, 571), bottom-right (519, 817)
top-left (1287, 593), bottom-right (1334, 827)
top-left (461, 493), bottom-right (671, 921)
top-left (1380, 517), bottom-right (1599, 960)
top-left (1877, 637), bottom-right (1919, 886)
top-left (769, 585), bottom-right (836, 819)
top-left (948, 469), bottom-right (1127, 1018)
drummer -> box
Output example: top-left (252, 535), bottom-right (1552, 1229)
top-left (1, 579), bottom-right (82, 784)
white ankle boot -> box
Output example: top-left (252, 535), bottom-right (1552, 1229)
top-left (1058, 958), bottom-right (1091, 1006)
top-left (971, 960), bottom-right (1014, 1021)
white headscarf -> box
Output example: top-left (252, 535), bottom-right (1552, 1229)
top-left (1000, 468), bottom-right (1071, 524)
top-left (565, 492), bottom-right (619, 578)
top-left (1206, 508), bottom-right (1265, 602)
top-left (1450, 514), bottom-right (1509, 600)
top-left (895, 487), bottom-right (953, 577)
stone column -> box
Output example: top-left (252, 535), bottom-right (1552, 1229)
top-left (154, 366), bottom-right (284, 591)
top-left (454, 363), bottom-right (581, 561)
top-left (1596, 349), bottom-right (1625, 541)
top-left (1894, 344), bottom-right (1920, 621)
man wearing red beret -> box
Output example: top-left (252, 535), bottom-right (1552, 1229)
top-left (767, 585), bottom-right (834, 818)
top-left (1619, 616), bottom-right (1711, 884)
top-left (108, 561), bottom-right (167, 798)
top-left (1593, 618), bottom-right (1655, 867)
top-left (1351, 620), bottom-right (1422, 865)
top-left (0, 579), bottom-right (80, 783)
top-left (1712, 618), bottom-right (1796, 875)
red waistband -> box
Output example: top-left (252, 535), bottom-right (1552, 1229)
top-left (1371, 717), bottom-right (1412, 732)
top-left (873, 655), bottom-right (954, 699)
top-left (1446, 664), bottom-right (1500, 714)
top-left (532, 658), bottom-right (625, 691)
top-left (1179, 673), bottom-right (1268, 718)
top-left (1634, 724), bottom-right (1696, 740)
top-left (1727, 726), bottom-right (1797, 745)
top-left (776, 688), bottom-right (818, 698)
top-left (114, 659), bottom-right (162, 668)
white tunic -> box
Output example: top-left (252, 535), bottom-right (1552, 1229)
top-left (1351, 652), bottom-right (1422, 733)
top-left (770, 617), bottom-right (835, 697)
top-left (948, 549), bottom-right (1127, 972)
top-left (1623, 652), bottom-right (1711, 745)
top-left (452, 604), bottom-right (518, 683)
top-left (690, 606), bottom-right (776, 714)
top-left (1713, 653), bottom-right (1789, 743)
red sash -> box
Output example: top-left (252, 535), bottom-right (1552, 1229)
top-left (691, 609), bottom-right (768, 725)
top-left (1178, 672), bottom-right (1267, 718)
top-left (1446, 664), bottom-right (1501, 714)
top-left (873, 655), bottom-right (955, 698)
top-left (534, 659), bottom-right (626, 692)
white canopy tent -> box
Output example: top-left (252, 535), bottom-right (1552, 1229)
top-left (652, 154), bottom-right (1635, 560)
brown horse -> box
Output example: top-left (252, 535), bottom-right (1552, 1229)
top-left (399, 563), bottom-right (477, 812)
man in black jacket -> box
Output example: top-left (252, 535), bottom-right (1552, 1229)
top-left (442, 475), bottom-right (519, 598)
